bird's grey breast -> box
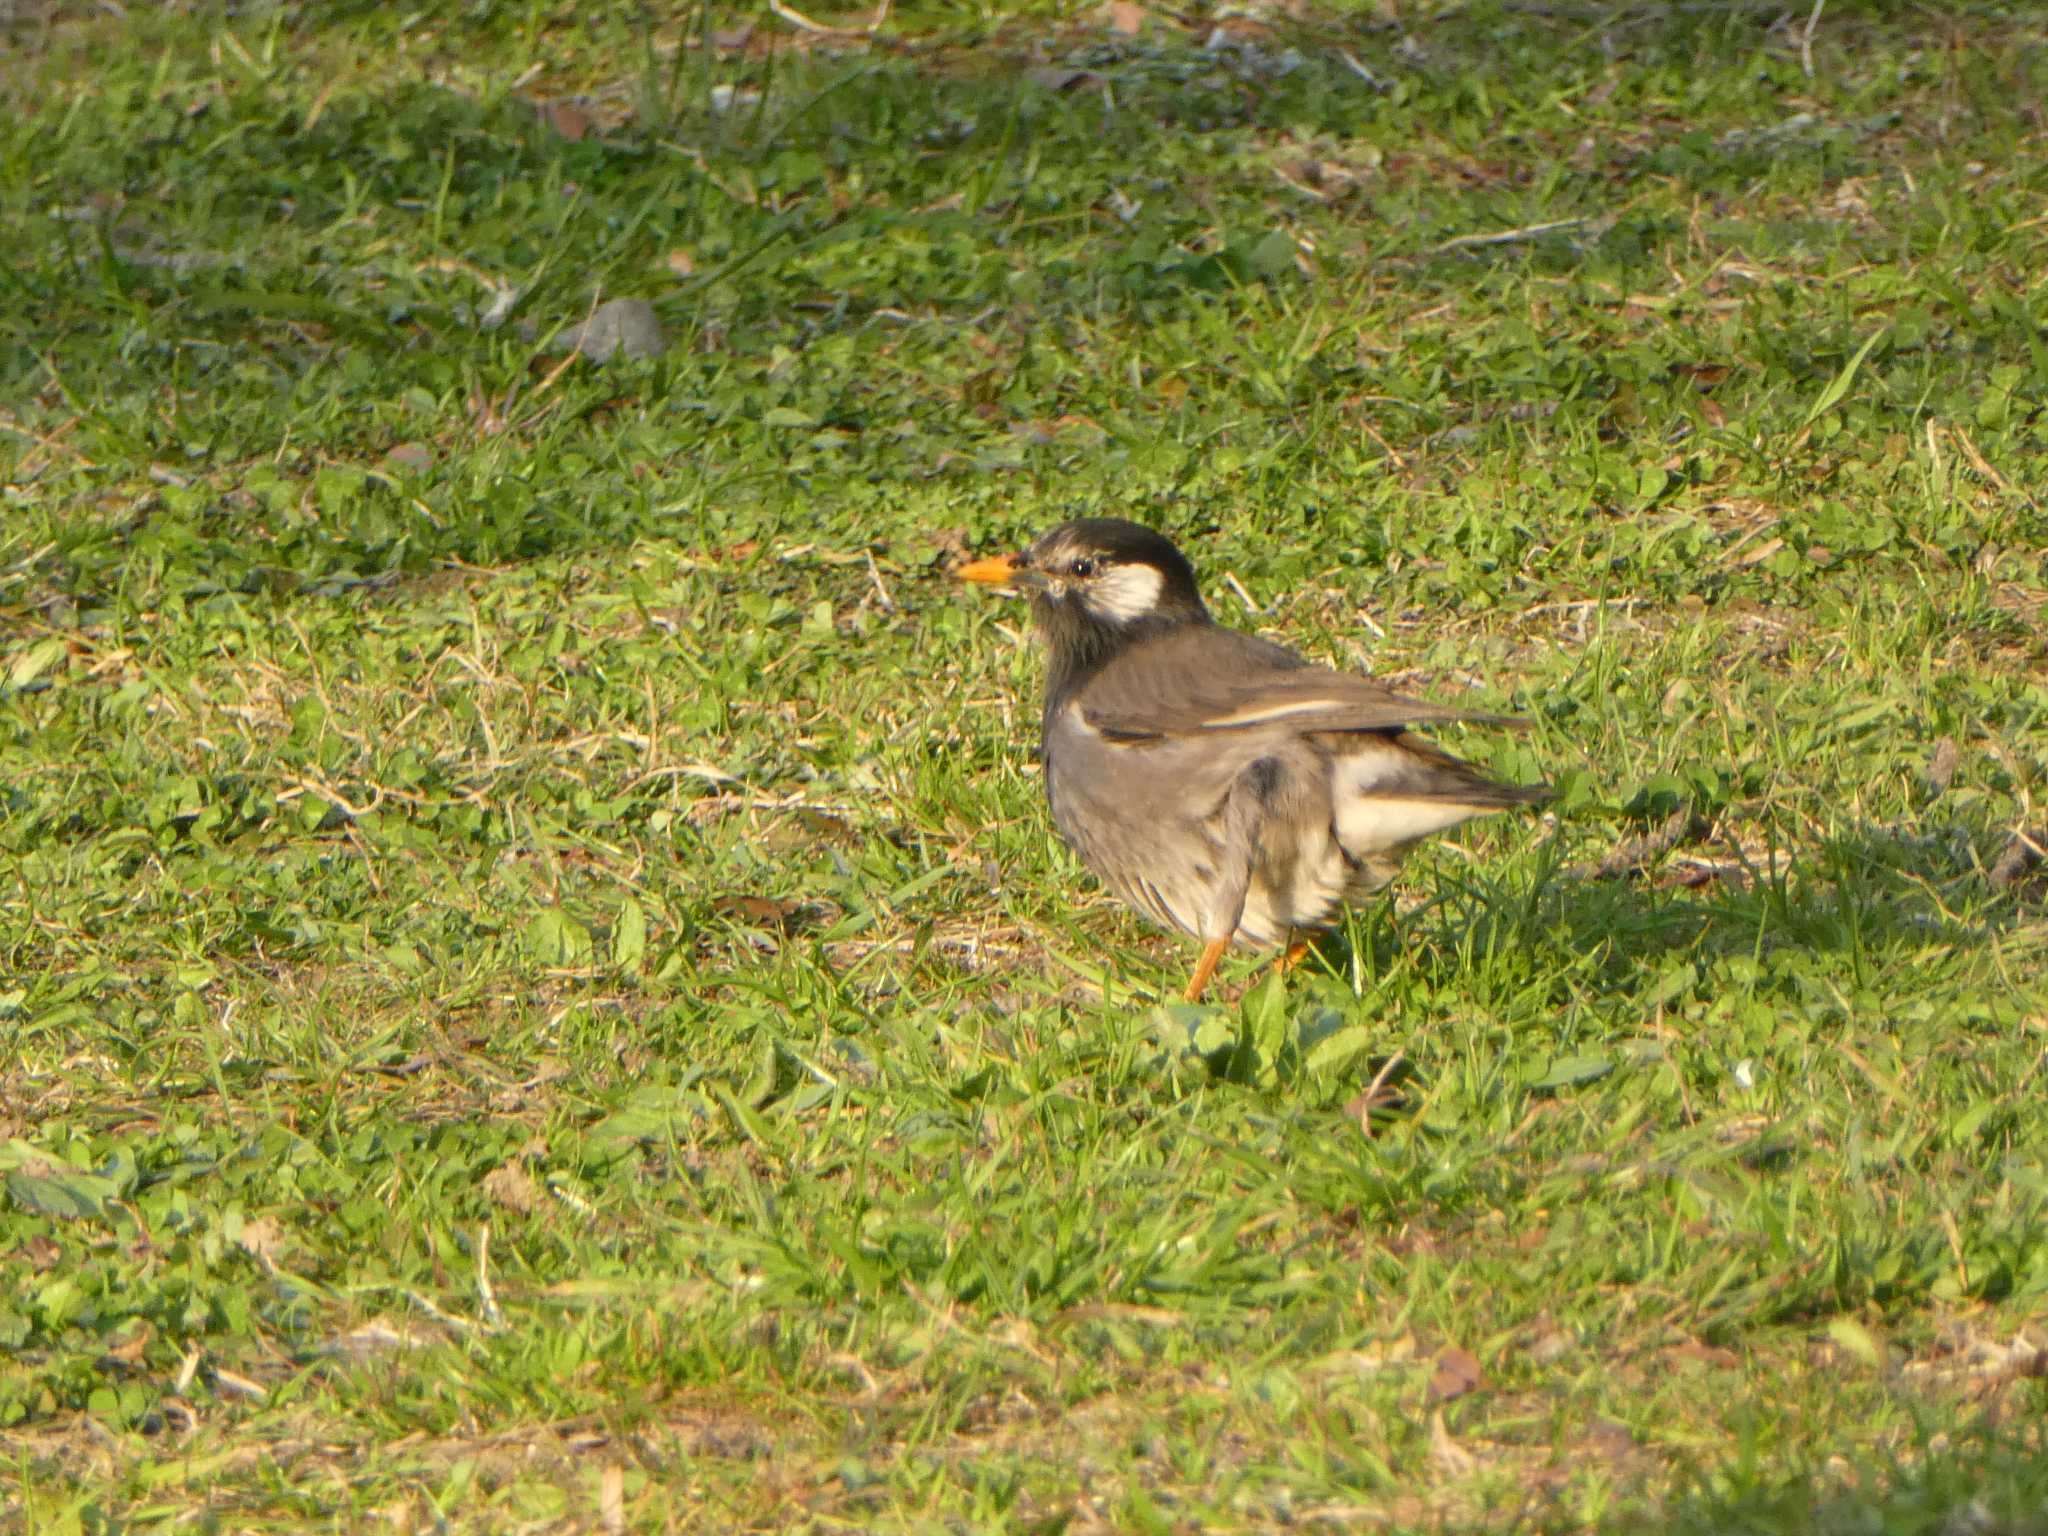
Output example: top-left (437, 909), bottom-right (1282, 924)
top-left (1042, 701), bottom-right (1237, 937)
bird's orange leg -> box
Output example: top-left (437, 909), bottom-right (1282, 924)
top-left (1273, 933), bottom-right (1315, 978)
top-left (1184, 937), bottom-right (1230, 1003)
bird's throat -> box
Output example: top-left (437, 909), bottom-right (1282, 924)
top-left (1036, 599), bottom-right (1196, 727)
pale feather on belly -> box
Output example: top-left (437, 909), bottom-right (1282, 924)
top-left (1236, 821), bottom-right (1353, 947)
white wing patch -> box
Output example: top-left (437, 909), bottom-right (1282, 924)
top-left (1331, 749), bottom-right (1496, 855)
top-left (1083, 562), bottom-right (1165, 623)
top-left (1336, 796), bottom-right (1493, 855)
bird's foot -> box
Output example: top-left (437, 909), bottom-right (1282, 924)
top-left (1275, 935), bottom-right (1316, 976)
top-left (1187, 934), bottom-right (1320, 1003)
top-left (1184, 937), bottom-right (1230, 1003)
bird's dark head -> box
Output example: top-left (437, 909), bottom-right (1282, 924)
top-left (958, 517), bottom-right (1210, 702)
top-left (959, 517), bottom-right (1206, 626)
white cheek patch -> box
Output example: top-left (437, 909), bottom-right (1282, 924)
top-left (1084, 562), bottom-right (1165, 622)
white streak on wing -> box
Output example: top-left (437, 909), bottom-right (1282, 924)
top-left (1084, 562), bottom-right (1165, 623)
top-left (1199, 697), bottom-right (1368, 729)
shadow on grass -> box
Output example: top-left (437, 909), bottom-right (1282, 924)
top-left (1639, 1421), bottom-right (2048, 1536)
top-left (1371, 816), bottom-right (2033, 1007)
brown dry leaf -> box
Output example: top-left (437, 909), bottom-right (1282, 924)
top-left (1730, 535), bottom-right (1784, 568)
top-left (789, 808), bottom-right (857, 845)
top-left (1665, 1336), bottom-right (1741, 1369)
top-left (1428, 1345), bottom-right (1484, 1403)
top-left (713, 894), bottom-right (809, 932)
top-left (665, 248), bottom-right (696, 277)
top-left (543, 101), bottom-right (589, 141)
top-left (1927, 736), bottom-right (1961, 796)
top-left (383, 441), bottom-right (434, 473)
top-left (483, 1161), bottom-right (540, 1213)
top-left (1672, 362), bottom-right (1730, 388)
top-left (101, 1322), bottom-right (154, 1368)
top-left (1104, 0), bottom-right (1145, 33)
top-left (23, 1234), bottom-right (60, 1272)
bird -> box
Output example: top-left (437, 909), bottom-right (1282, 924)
top-left (957, 518), bottom-right (1549, 1002)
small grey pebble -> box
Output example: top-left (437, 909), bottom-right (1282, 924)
top-left (560, 298), bottom-right (666, 361)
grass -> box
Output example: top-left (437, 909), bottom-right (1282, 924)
top-left (4, 0), bottom-right (2048, 1528)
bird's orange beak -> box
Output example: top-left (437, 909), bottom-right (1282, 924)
top-left (957, 553), bottom-right (1027, 586)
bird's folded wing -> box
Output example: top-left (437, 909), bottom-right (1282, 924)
top-left (1080, 629), bottom-right (1523, 741)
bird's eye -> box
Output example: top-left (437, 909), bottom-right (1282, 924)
top-left (1069, 557), bottom-right (1097, 579)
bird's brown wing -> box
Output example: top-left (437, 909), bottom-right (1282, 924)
top-left (1077, 624), bottom-right (1522, 742)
